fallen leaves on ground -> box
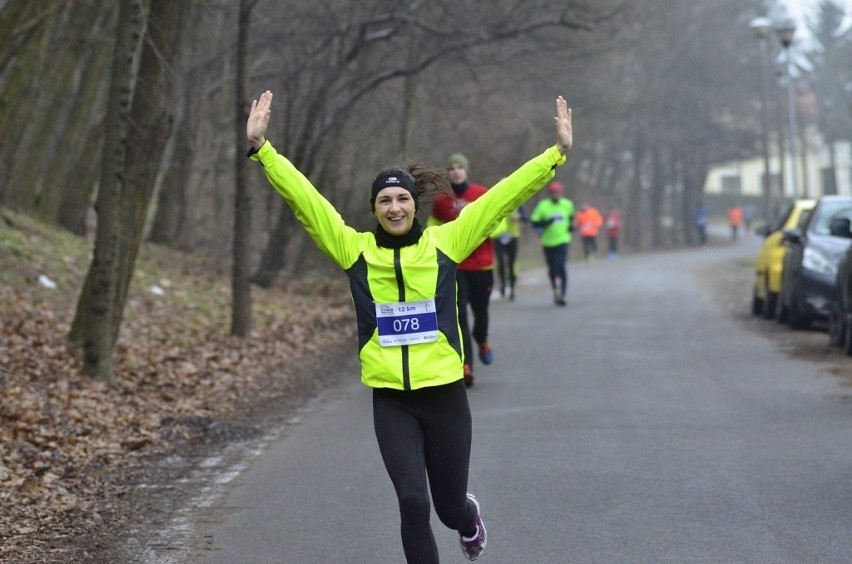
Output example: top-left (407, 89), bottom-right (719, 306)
top-left (0, 215), bottom-right (355, 563)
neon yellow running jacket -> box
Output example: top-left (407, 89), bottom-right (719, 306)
top-left (252, 142), bottom-right (565, 390)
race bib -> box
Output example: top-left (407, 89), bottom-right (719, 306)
top-left (375, 299), bottom-right (438, 346)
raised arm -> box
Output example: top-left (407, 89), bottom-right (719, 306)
top-left (247, 90), bottom-right (273, 149)
top-left (246, 90), bottom-right (363, 270)
top-left (434, 96), bottom-right (572, 262)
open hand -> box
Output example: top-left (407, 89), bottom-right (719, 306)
top-left (247, 90), bottom-right (273, 149)
top-left (554, 96), bottom-right (573, 155)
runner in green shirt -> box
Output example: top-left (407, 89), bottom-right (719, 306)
top-left (530, 181), bottom-right (575, 306)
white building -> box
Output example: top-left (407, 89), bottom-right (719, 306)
top-left (704, 127), bottom-right (852, 216)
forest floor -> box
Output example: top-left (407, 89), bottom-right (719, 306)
top-left (3, 211), bottom-right (852, 563)
top-left (0, 209), bottom-right (356, 563)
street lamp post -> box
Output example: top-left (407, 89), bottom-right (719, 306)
top-left (750, 17), bottom-right (773, 223)
top-left (776, 19), bottom-right (801, 199)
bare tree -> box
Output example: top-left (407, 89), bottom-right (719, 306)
top-left (147, 3), bottom-right (235, 253)
top-left (69, 0), bottom-right (190, 381)
top-left (0, 1), bottom-right (67, 204)
top-left (37, 7), bottom-right (117, 232)
top-left (247, 0), bottom-right (602, 286)
top-left (231, 0), bottom-right (261, 336)
top-left (561, 0), bottom-right (766, 248)
top-left (808, 0), bottom-right (852, 195)
top-left (69, 0), bottom-right (144, 383)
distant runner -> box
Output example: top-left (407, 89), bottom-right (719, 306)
top-left (531, 181), bottom-right (575, 306)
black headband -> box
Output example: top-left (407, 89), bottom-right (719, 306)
top-left (370, 173), bottom-right (416, 209)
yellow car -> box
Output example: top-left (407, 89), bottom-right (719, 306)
top-left (752, 199), bottom-right (816, 318)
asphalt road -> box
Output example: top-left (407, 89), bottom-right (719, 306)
top-left (173, 237), bottom-right (852, 564)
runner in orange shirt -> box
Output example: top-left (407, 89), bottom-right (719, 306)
top-left (575, 203), bottom-right (603, 263)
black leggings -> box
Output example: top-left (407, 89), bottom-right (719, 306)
top-left (373, 381), bottom-right (478, 564)
top-left (456, 270), bottom-right (493, 367)
top-left (494, 238), bottom-right (518, 295)
top-left (581, 235), bottom-right (597, 259)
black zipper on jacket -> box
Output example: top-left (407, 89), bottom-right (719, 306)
top-left (393, 248), bottom-right (411, 390)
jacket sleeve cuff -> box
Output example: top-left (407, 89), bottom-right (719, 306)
top-left (547, 145), bottom-right (567, 169)
top-left (247, 140), bottom-right (271, 161)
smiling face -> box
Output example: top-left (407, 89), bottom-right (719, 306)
top-left (374, 186), bottom-right (416, 236)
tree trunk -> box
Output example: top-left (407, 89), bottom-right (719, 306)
top-left (649, 145), bottom-right (665, 247)
top-left (625, 132), bottom-right (644, 250)
top-left (0, 5), bottom-right (56, 202)
top-left (0, 0), bottom-right (30, 73)
top-left (674, 154), bottom-right (693, 245)
top-left (6, 3), bottom-right (92, 212)
top-left (147, 1), bottom-right (208, 248)
top-left (251, 206), bottom-right (294, 287)
top-left (148, 89), bottom-right (191, 246)
top-left (147, 137), bottom-right (189, 245)
top-left (799, 126), bottom-right (811, 198)
top-left (37, 6), bottom-right (116, 225)
top-left (0, 1), bottom-right (62, 75)
top-left (111, 0), bottom-right (191, 345)
top-left (231, 0), bottom-right (254, 337)
top-left (667, 153), bottom-right (685, 246)
top-left (681, 148), bottom-right (709, 245)
top-left (398, 48), bottom-right (419, 159)
top-left (70, 0), bottom-right (143, 383)
top-left (58, 121), bottom-right (106, 235)
top-left (825, 140), bottom-right (837, 195)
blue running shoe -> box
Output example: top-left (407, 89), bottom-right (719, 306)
top-left (478, 342), bottom-right (493, 365)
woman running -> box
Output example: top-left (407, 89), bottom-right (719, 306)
top-left (246, 90), bottom-right (573, 563)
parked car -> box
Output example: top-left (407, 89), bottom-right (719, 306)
top-left (828, 244), bottom-right (852, 354)
top-left (751, 199), bottom-right (815, 319)
top-left (777, 195), bottom-right (852, 329)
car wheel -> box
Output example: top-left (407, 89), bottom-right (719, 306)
top-left (762, 291), bottom-right (777, 320)
top-left (775, 291), bottom-right (788, 323)
top-left (787, 298), bottom-right (811, 330)
top-left (751, 287), bottom-right (764, 316)
top-left (828, 303), bottom-right (845, 346)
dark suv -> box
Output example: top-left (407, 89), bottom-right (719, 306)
top-left (777, 195), bottom-right (852, 329)
top-left (828, 243), bottom-right (852, 354)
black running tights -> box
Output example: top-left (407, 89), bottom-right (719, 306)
top-left (456, 269), bottom-right (493, 367)
top-left (373, 381), bottom-right (478, 564)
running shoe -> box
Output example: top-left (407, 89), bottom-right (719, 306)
top-left (459, 493), bottom-right (487, 561)
top-left (463, 364), bottom-right (474, 388)
top-left (478, 341), bottom-right (493, 365)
